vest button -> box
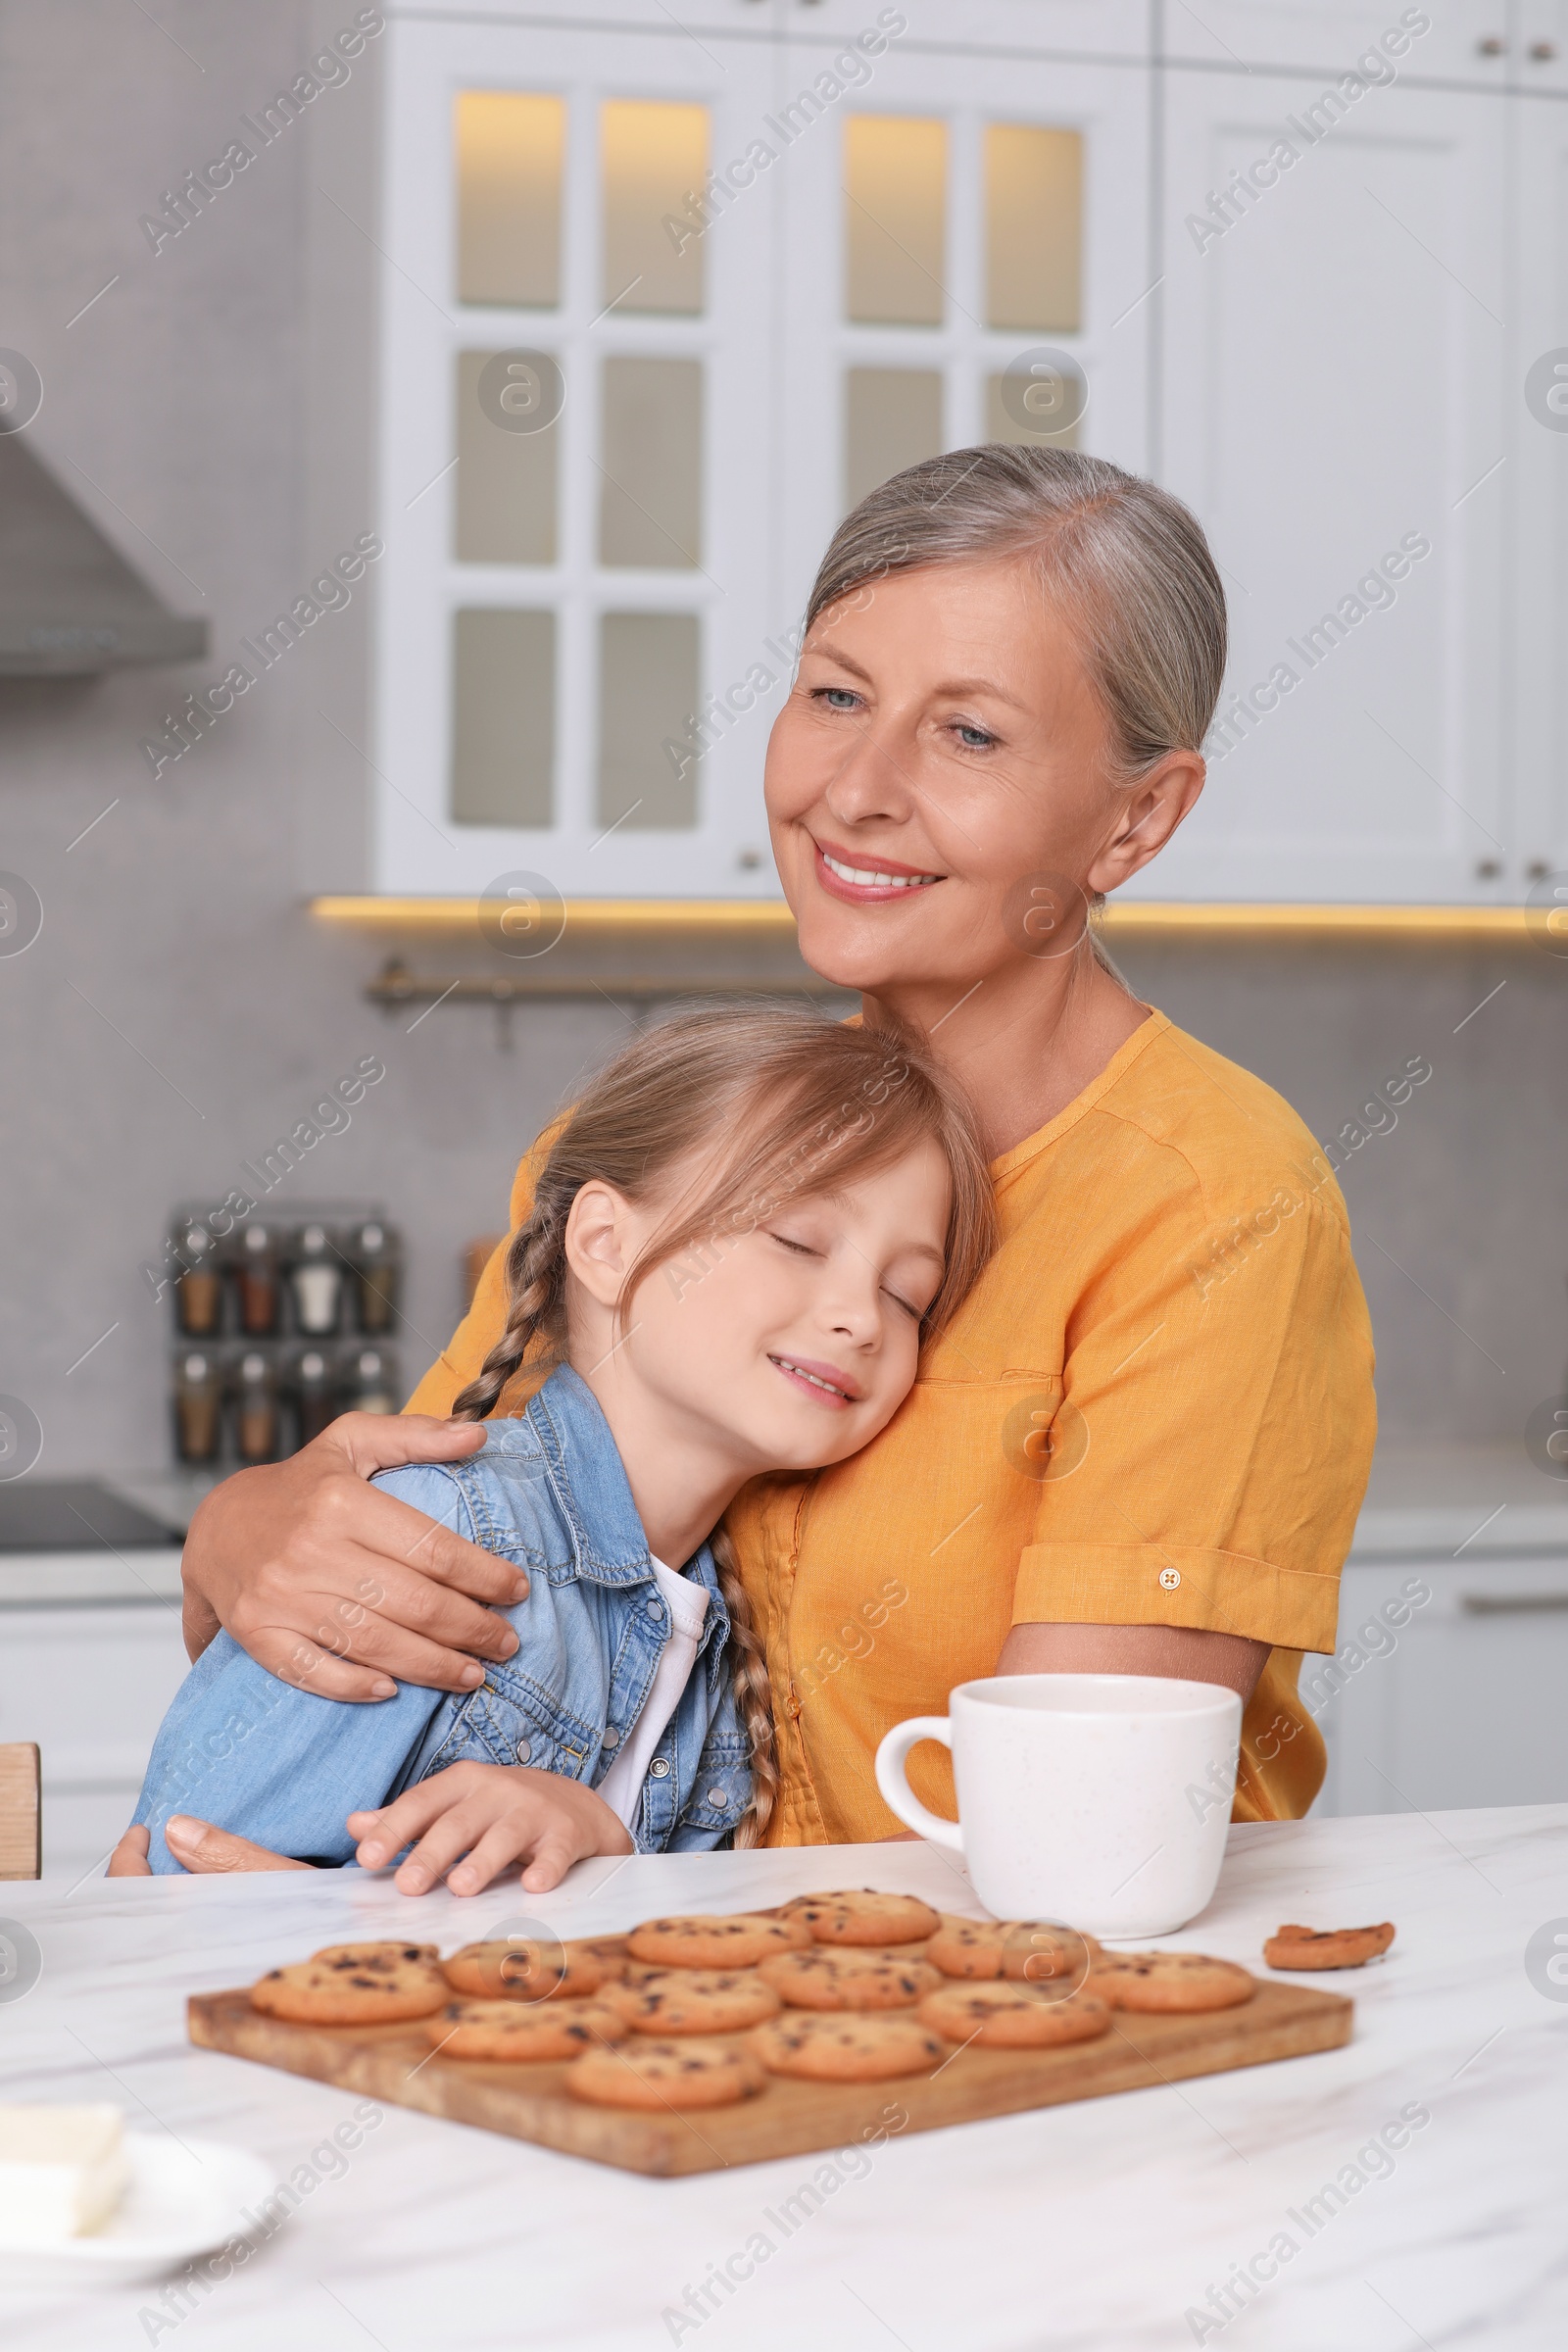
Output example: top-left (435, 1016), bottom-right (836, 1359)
top-left (646, 1597), bottom-right (664, 1621)
top-left (706, 1787), bottom-right (727, 1808)
top-left (649, 1757), bottom-right (670, 1779)
top-left (602, 1726), bottom-right (620, 1747)
top-left (514, 1736), bottom-right (532, 1763)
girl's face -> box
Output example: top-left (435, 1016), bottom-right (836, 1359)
top-left (763, 556), bottom-right (1201, 1003)
top-left (567, 1140), bottom-right (953, 1477)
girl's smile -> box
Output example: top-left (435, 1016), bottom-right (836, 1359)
top-left (765, 1351), bottom-right (865, 1406)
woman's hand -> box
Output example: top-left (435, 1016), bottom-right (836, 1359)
top-left (179, 1411), bottom-right (530, 1702)
top-left (106, 1820), bottom-right (312, 1875)
top-left (349, 1763), bottom-right (634, 1897)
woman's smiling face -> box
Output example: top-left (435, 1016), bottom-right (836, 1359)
top-left (764, 555), bottom-right (1200, 1004)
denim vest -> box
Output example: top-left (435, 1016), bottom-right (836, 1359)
top-left (132, 1366), bottom-right (752, 1869)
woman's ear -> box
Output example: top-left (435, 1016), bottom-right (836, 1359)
top-left (563, 1181), bottom-right (635, 1308)
top-left (1086, 749), bottom-right (1205, 894)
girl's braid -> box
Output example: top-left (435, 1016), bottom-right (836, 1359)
top-left (709, 1525), bottom-right (778, 1848)
top-left (449, 1177), bottom-right (573, 1424)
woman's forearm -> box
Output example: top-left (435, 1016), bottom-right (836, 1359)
top-left (998, 1620), bottom-right (1269, 1704)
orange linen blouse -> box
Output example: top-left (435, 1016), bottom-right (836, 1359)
top-left (408, 1011), bottom-right (1376, 1838)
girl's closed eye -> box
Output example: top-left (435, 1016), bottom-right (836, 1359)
top-left (769, 1228), bottom-right (820, 1258)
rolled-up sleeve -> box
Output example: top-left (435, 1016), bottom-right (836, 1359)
top-left (1011, 1184), bottom-right (1373, 1656)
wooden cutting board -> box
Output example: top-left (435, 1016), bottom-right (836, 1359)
top-left (188, 1972), bottom-right (1352, 2179)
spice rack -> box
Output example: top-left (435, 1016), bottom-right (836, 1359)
top-left (164, 1201), bottom-right (404, 1468)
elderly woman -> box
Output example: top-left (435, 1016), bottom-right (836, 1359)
top-left (142, 445), bottom-right (1373, 1876)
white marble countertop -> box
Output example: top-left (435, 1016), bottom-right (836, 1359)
top-left (3, 1810), bottom-right (1567, 2350)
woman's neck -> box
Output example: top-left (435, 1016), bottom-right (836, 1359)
top-left (862, 943), bottom-right (1151, 1162)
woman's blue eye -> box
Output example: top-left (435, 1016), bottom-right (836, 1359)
top-left (818, 688), bottom-right (858, 710)
top-left (956, 723), bottom-right (992, 749)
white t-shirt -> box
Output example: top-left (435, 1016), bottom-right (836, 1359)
top-left (595, 1556), bottom-right (710, 1832)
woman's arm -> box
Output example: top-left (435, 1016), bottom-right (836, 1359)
top-left (178, 1411), bottom-right (527, 1699)
top-left (998, 1621), bottom-right (1268, 1703)
top-left (180, 1172), bottom-right (542, 1699)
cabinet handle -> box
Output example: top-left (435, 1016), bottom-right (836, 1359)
top-left (1476, 34), bottom-right (1506, 55)
top-left (1530, 41), bottom-right (1559, 61)
top-left (1461, 1592), bottom-right (1568, 1614)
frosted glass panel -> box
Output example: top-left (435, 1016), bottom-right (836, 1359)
top-left (844, 116), bottom-right (946, 325)
top-left (600, 358), bottom-right (703, 568)
top-left (986, 124), bottom-right (1082, 332)
top-left (599, 613), bottom-right (699, 829)
top-left (456, 351), bottom-right (557, 563)
top-left (456, 92), bottom-right (564, 309)
top-left (846, 369), bottom-right (943, 512)
top-left (601, 101), bottom-right (708, 315)
top-left (986, 370), bottom-right (1080, 451)
top-left (451, 609), bottom-right (555, 826)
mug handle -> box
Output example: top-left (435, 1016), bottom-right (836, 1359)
top-left (874, 1716), bottom-right (963, 1852)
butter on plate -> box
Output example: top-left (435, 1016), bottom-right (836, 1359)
top-left (0, 2106), bottom-right (128, 2245)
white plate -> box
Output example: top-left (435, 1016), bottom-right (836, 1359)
top-left (0, 2134), bottom-right (277, 2289)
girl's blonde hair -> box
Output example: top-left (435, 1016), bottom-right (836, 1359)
top-left (451, 1003), bottom-right (997, 1846)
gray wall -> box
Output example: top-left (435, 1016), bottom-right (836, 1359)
top-left (0, 1), bottom-right (1562, 1481)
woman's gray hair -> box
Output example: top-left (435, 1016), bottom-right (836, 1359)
top-left (805, 444), bottom-right (1228, 787)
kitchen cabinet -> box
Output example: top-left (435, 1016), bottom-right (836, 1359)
top-left (323, 4), bottom-right (1568, 906)
top-left (1510, 83), bottom-right (1568, 880)
top-left (1158, 1), bottom-right (1514, 89)
top-left (0, 1555), bottom-right (190, 1881)
top-left (1151, 68), bottom-right (1511, 903)
top-left (366, 3), bottom-right (1148, 899)
top-left (1310, 1554), bottom-right (1568, 1816)
top-left (774, 41), bottom-right (1151, 623)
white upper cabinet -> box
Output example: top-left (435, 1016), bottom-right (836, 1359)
top-left (1152, 70), bottom-right (1511, 902)
top-left (354, 2), bottom-right (1568, 903)
top-left (374, 14), bottom-right (779, 898)
top-left (1515, 0), bottom-right (1568, 88)
top-left (1510, 87), bottom-right (1568, 881)
top-left (1158, 2), bottom-right (1513, 87)
top-left (369, 2), bottom-right (1148, 897)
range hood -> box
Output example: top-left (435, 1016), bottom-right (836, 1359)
top-left (0, 424), bottom-right (208, 675)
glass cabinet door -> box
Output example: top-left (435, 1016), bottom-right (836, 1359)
top-left (774, 38), bottom-right (1153, 628)
top-left (374, 16), bottom-right (778, 897)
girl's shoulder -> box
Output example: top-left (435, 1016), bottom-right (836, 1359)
top-left (372, 1417), bottom-right (564, 1567)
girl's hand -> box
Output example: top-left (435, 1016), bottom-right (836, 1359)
top-left (106, 1820), bottom-right (312, 1875)
top-left (348, 1762), bottom-right (634, 1896)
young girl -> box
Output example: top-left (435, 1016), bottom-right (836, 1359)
top-left (128, 1005), bottom-right (994, 1892)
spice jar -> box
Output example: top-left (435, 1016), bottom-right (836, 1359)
top-left (235, 1223), bottom-right (280, 1336)
top-left (347, 1348), bottom-right (398, 1415)
top-left (172, 1350), bottom-right (222, 1463)
top-left (289, 1224), bottom-right (343, 1336)
top-left (172, 1221), bottom-right (222, 1336)
top-left (294, 1348), bottom-right (339, 1446)
top-left (351, 1220), bottom-right (400, 1334)
top-left (235, 1350), bottom-right (279, 1462)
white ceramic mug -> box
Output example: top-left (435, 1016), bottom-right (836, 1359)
top-left (875, 1673), bottom-right (1243, 1939)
